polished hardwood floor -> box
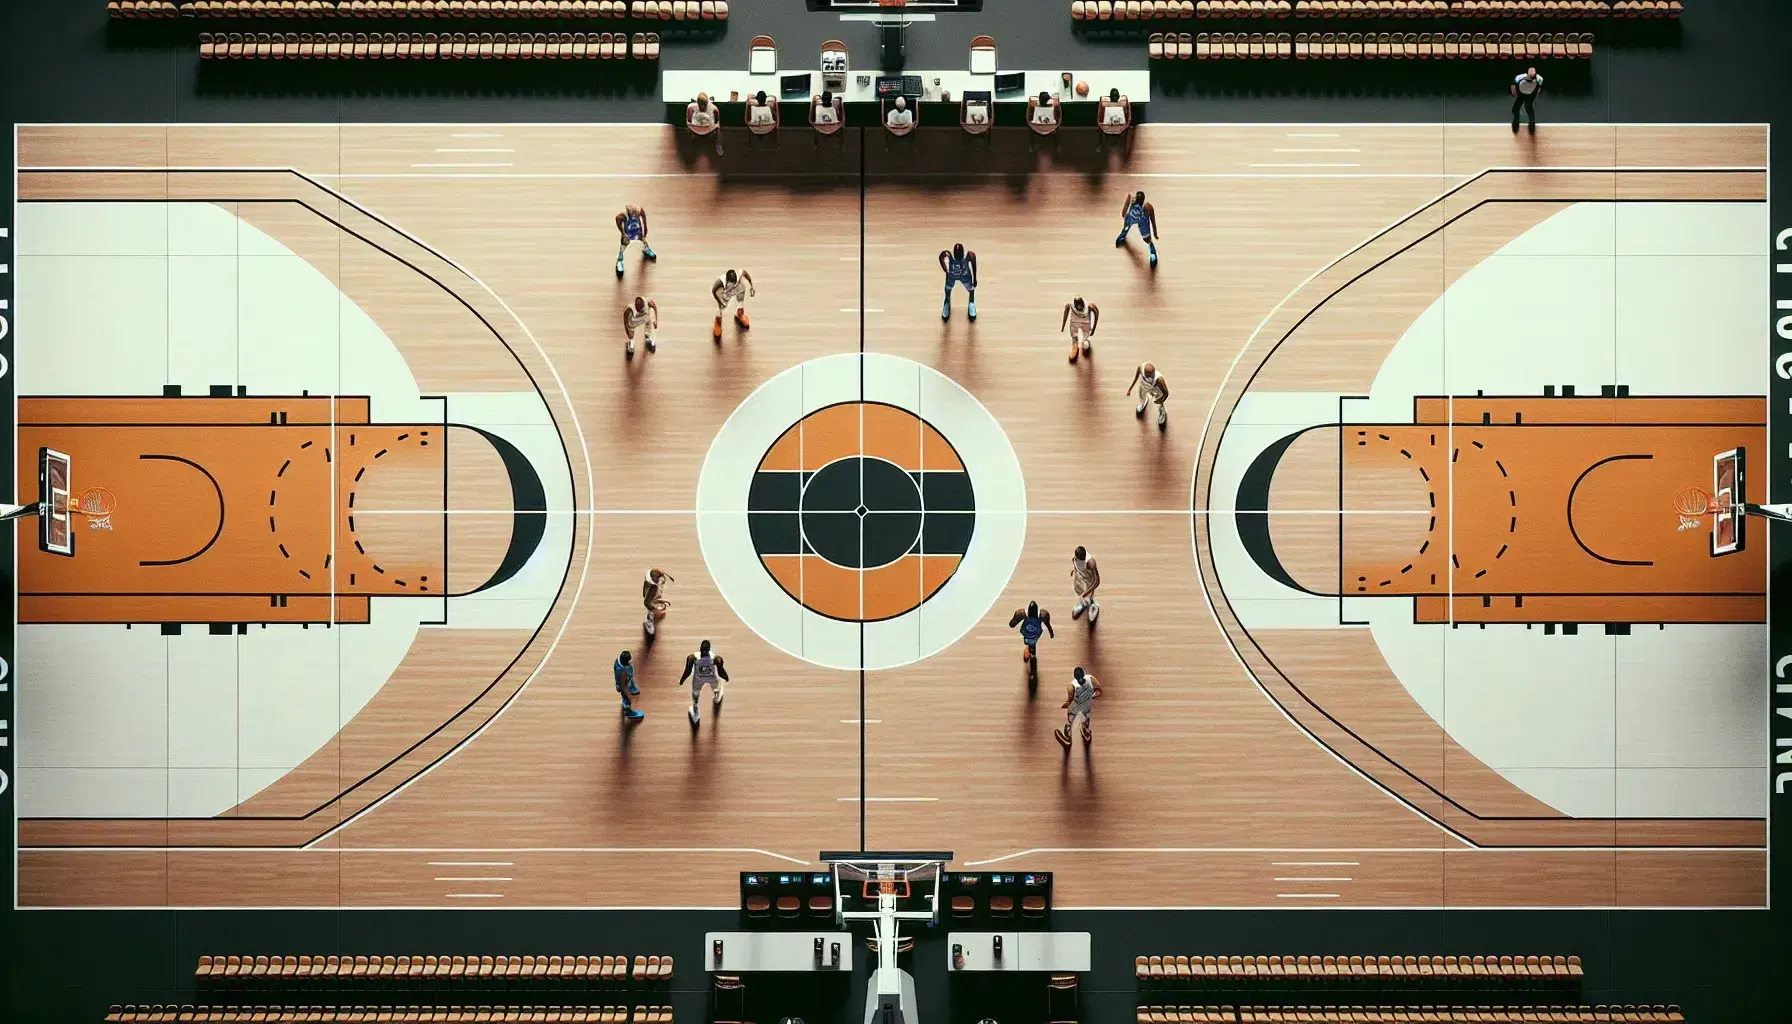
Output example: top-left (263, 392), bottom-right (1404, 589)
top-left (13, 123), bottom-right (1768, 908)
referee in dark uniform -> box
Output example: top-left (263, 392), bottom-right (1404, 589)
top-left (1511, 67), bottom-right (1544, 131)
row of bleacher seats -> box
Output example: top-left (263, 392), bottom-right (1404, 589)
top-left (1071, 1), bottom-right (1679, 18)
top-left (1137, 955), bottom-right (1584, 986)
top-left (197, 955), bottom-right (673, 987)
top-left (1148, 31), bottom-right (1592, 57)
top-left (198, 30), bottom-right (661, 57)
top-left (107, 1007), bottom-right (671, 1023)
top-left (1136, 1007), bottom-right (1683, 1023)
top-left (110, 1), bottom-right (726, 19)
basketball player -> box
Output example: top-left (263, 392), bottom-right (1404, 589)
top-left (622, 296), bottom-right (659, 358)
top-left (642, 567), bottom-right (674, 638)
top-left (939, 243), bottom-right (978, 321)
top-left (1060, 296), bottom-right (1100, 363)
top-left (614, 204), bottom-right (657, 277)
top-left (711, 268), bottom-right (755, 341)
top-left (678, 638), bottom-right (729, 727)
top-left (1127, 361), bottom-right (1170, 429)
top-left (1007, 601), bottom-right (1055, 665)
top-left (1070, 545), bottom-right (1101, 624)
top-left (1116, 190), bottom-right (1159, 269)
top-left (613, 649), bottom-right (644, 721)
top-left (1055, 667), bottom-right (1102, 749)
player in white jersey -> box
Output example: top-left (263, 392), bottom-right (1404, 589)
top-left (1127, 361), bottom-right (1170, 429)
top-left (622, 296), bottom-right (658, 358)
top-left (642, 567), bottom-right (674, 637)
top-left (1055, 667), bottom-right (1102, 749)
top-left (711, 268), bottom-right (755, 341)
top-left (1060, 296), bottom-right (1100, 363)
top-left (1070, 545), bottom-right (1101, 625)
top-left (678, 638), bottom-right (729, 727)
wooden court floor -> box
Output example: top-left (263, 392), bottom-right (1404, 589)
top-left (11, 122), bottom-right (1769, 909)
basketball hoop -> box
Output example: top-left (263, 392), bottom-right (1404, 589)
top-left (1674, 486), bottom-right (1717, 532)
top-left (71, 487), bottom-right (117, 531)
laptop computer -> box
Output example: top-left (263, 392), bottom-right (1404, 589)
top-left (781, 73), bottom-right (812, 97)
top-left (993, 71), bottom-right (1025, 96)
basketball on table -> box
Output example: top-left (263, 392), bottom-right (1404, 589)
top-left (1075, 80), bottom-right (1090, 97)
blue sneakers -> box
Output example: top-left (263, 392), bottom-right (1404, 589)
top-left (968, 300), bottom-right (978, 320)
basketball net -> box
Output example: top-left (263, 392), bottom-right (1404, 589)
top-left (1674, 486), bottom-right (1717, 532)
top-left (73, 487), bottom-right (117, 531)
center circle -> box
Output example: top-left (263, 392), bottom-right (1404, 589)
top-left (799, 456), bottom-right (922, 570)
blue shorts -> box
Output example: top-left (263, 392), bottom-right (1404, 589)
top-left (945, 274), bottom-right (974, 293)
top-left (1021, 621), bottom-right (1043, 645)
top-left (622, 220), bottom-right (645, 241)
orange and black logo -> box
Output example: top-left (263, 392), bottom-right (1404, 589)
top-left (748, 402), bottom-right (974, 622)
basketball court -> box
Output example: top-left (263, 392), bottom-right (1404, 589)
top-left (9, 121), bottom-right (1769, 910)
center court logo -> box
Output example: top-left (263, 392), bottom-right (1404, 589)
top-left (697, 354), bottom-right (1026, 671)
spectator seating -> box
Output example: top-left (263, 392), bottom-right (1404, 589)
top-left (1074, 0), bottom-right (1680, 19)
top-left (1135, 954), bottom-right (1584, 988)
top-left (1148, 30), bottom-right (1592, 57)
top-left (115, 1), bottom-right (727, 20)
top-left (195, 954), bottom-right (673, 988)
top-left (1137, 1008), bottom-right (1682, 1023)
top-left (107, 1007), bottom-right (672, 1023)
top-left (197, 30), bottom-right (662, 57)
top-left (1073, 2), bottom-right (1295, 19)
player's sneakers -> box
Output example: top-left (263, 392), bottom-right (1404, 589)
top-left (623, 706), bottom-right (644, 721)
top-left (735, 309), bottom-right (750, 329)
top-left (712, 316), bottom-right (724, 342)
top-left (615, 255), bottom-right (625, 278)
top-left (626, 339), bottom-right (636, 358)
top-left (643, 245), bottom-right (657, 261)
top-left (714, 691), bottom-right (724, 707)
top-left (645, 616), bottom-right (656, 637)
top-left (1136, 402), bottom-right (1147, 418)
top-left (1148, 247), bottom-right (1158, 270)
top-left (688, 705), bottom-right (700, 726)
top-left (1158, 406), bottom-right (1168, 430)
top-left (646, 336), bottom-right (657, 353)
top-left (1054, 727), bottom-right (1072, 749)
top-left (1022, 646), bottom-right (1032, 662)
top-left (1068, 343), bottom-right (1080, 364)
top-left (1071, 601), bottom-right (1086, 620)
top-left (1088, 602), bottom-right (1100, 625)
top-left (1082, 724), bottom-right (1093, 745)
top-left (968, 300), bottom-right (977, 320)
top-left (1081, 337), bottom-right (1092, 355)
top-left (627, 682), bottom-right (640, 696)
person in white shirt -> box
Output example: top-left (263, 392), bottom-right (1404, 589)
top-left (1027, 91), bottom-right (1062, 135)
top-left (1097, 88), bottom-right (1131, 134)
top-left (621, 296), bottom-right (658, 358)
top-left (885, 95), bottom-right (915, 131)
top-left (745, 90), bottom-right (778, 133)
top-left (1055, 667), bottom-right (1102, 749)
top-left (810, 90), bottom-right (842, 132)
top-left (687, 92), bottom-right (724, 155)
top-left (1511, 67), bottom-right (1543, 131)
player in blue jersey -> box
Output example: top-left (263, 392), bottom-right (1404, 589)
top-left (939, 243), bottom-right (978, 321)
top-left (613, 649), bottom-right (643, 721)
top-left (1115, 191), bottom-right (1159, 269)
top-left (1008, 600), bottom-right (1055, 686)
top-left (615, 204), bottom-right (657, 277)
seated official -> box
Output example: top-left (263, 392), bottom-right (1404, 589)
top-left (745, 90), bottom-right (778, 134)
top-left (1027, 92), bottom-right (1062, 135)
top-left (884, 95), bottom-right (916, 135)
top-left (1097, 89), bottom-right (1131, 134)
top-left (686, 92), bottom-right (720, 135)
top-left (810, 90), bottom-right (843, 134)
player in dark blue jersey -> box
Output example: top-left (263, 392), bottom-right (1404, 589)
top-left (939, 243), bottom-right (978, 321)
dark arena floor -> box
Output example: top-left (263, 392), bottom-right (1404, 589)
top-left (2, 2), bottom-right (1792, 1023)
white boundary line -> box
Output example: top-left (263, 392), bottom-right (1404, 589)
top-left (962, 845), bottom-right (1761, 866)
top-left (7, 129), bottom-right (1773, 911)
top-left (20, 845), bottom-right (815, 861)
top-left (13, 121), bottom-right (1772, 128)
